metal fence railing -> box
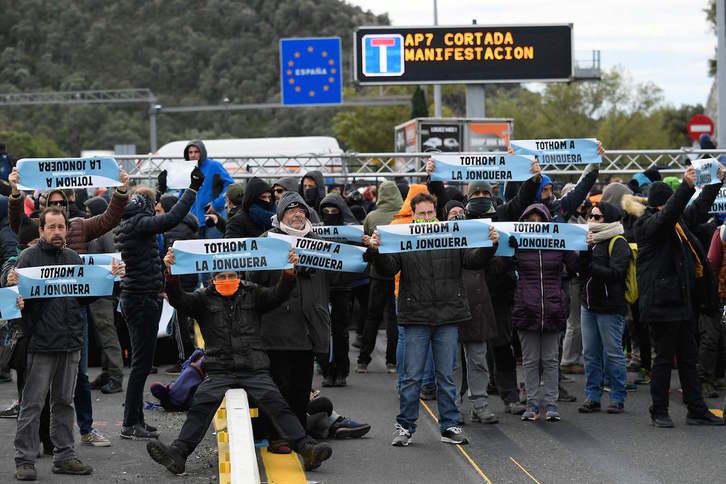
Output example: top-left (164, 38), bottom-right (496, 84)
top-left (116, 149), bottom-right (726, 186)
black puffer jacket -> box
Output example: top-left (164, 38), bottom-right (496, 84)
top-left (116, 189), bottom-right (196, 294)
top-left (374, 244), bottom-right (493, 326)
top-left (225, 177), bottom-right (274, 238)
top-left (633, 180), bottom-right (722, 323)
top-left (16, 240), bottom-right (84, 353)
top-left (166, 273), bottom-right (295, 373)
top-left (163, 213), bottom-right (199, 291)
top-left (578, 236), bottom-right (631, 315)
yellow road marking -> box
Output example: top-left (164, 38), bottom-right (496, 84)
top-left (259, 448), bottom-right (307, 484)
top-left (420, 399), bottom-right (493, 483)
top-left (509, 456), bottom-right (540, 484)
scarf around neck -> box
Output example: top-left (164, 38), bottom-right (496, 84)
top-left (280, 219), bottom-right (312, 237)
top-left (589, 221), bottom-right (624, 244)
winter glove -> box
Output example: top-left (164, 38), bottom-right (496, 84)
top-left (211, 174), bottom-right (224, 199)
top-left (189, 167), bottom-right (205, 191)
top-left (508, 235), bottom-right (519, 249)
top-left (157, 170), bottom-right (168, 194)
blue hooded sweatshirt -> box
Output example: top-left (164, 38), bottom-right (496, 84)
top-left (180, 140), bottom-right (234, 227)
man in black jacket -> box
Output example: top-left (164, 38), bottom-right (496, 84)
top-left (225, 177), bottom-right (275, 238)
top-left (115, 167), bottom-right (203, 440)
top-left (145, 247), bottom-right (332, 475)
top-left (368, 192), bottom-right (499, 447)
top-left (634, 166), bottom-right (724, 427)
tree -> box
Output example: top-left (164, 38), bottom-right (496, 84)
top-left (0, 130), bottom-right (65, 158)
top-left (410, 86), bottom-right (428, 118)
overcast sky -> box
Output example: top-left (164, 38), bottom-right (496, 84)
top-left (346, 0), bottom-right (716, 107)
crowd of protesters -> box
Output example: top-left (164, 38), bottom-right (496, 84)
top-left (0, 136), bottom-right (725, 481)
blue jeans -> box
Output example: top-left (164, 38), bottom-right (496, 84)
top-left (581, 306), bottom-right (627, 405)
top-left (397, 324), bottom-right (459, 433)
top-left (396, 326), bottom-right (434, 391)
top-left (74, 306), bottom-right (93, 434)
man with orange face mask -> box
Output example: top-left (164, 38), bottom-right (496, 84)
top-left (146, 247), bottom-right (333, 475)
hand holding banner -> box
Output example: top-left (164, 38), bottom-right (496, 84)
top-left (510, 138), bottom-right (601, 165)
top-left (16, 265), bottom-right (115, 299)
top-left (269, 232), bottom-right (367, 272)
top-left (430, 154), bottom-right (536, 183)
top-left (492, 222), bottom-right (588, 251)
top-left (0, 286), bottom-right (21, 320)
top-left (377, 219), bottom-right (493, 254)
top-left (170, 237), bottom-right (293, 275)
top-left (310, 225), bottom-right (365, 244)
top-left (165, 161), bottom-right (196, 190)
top-left (692, 158), bottom-right (721, 187)
top-left (17, 157), bottom-right (122, 190)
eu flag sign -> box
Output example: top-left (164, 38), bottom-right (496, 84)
top-left (280, 37), bottom-right (342, 105)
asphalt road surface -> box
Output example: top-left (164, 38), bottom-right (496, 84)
top-left (0, 331), bottom-right (724, 483)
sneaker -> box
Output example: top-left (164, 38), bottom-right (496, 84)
top-left (80, 429), bottom-right (111, 447)
top-left (650, 411), bottom-right (674, 428)
top-left (143, 422), bottom-right (158, 433)
top-left (330, 417), bottom-right (371, 439)
top-left (558, 384), bottom-right (577, 402)
top-left (385, 364), bottom-right (397, 374)
top-left (607, 402), bottom-right (624, 414)
top-left (52, 457), bottom-right (93, 475)
top-left (470, 406), bottom-right (498, 424)
top-left (686, 411), bottom-right (725, 426)
top-left (146, 440), bottom-right (187, 475)
top-left (519, 383), bottom-right (527, 404)
top-left (89, 373), bottom-right (109, 390)
top-left (505, 402), bottom-right (527, 415)
top-left (120, 423), bottom-right (159, 440)
top-left (545, 405), bottom-right (561, 422)
top-left (298, 441), bottom-right (332, 471)
top-left (334, 377), bottom-right (347, 387)
top-left (420, 386), bottom-right (437, 401)
top-left (15, 463), bottom-right (37, 481)
top-left (440, 426), bottom-right (468, 445)
top-left (0, 400), bottom-right (20, 418)
top-left (321, 376), bottom-right (335, 387)
top-left (634, 369), bottom-right (651, 385)
top-left (578, 400), bottom-right (601, 413)
top-left (354, 363), bottom-right (368, 374)
top-left (391, 423), bottom-right (412, 447)
top-left (164, 364), bottom-right (181, 376)
top-left (100, 378), bottom-right (122, 394)
top-left (521, 405), bottom-right (539, 421)
top-left (701, 381), bottom-right (718, 399)
top-left (560, 362), bottom-right (585, 374)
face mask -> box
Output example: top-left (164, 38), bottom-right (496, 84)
top-left (449, 213), bottom-right (466, 221)
top-left (465, 197), bottom-right (494, 218)
top-left (303, 188), bottom-right (318, 206)
top-left (213, 278), bottom-right (240, 297)
top-left (322, 212), bottom-right (342, 226)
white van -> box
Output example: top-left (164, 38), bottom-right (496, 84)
top-left (137, 136), bottom-right (344, 179)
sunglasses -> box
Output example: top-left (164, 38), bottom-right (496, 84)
top-left (274, 188), bottom-right (285, 194)
top-left (590, 213), bottom-right (603, 221)
top-left (48, 200), bottom-right (68, 207)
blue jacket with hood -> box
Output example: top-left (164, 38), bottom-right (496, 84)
top-left (181, 140), bottom-right (234, 226)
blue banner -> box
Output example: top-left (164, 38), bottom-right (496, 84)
top-left (692, 158), bottom-right (721, 187)
top-left (430, 154), bottom-right (535, 182)
top-left (80, 253), bottom-right (122, 281)
top-left (492, 222), bottom-right (588, 251)
top-left (170, 238), bottom-right (293, 275)
top-left (0, 286), bottom-right (21, 320)
top-left (269, 233), bottom-right (367, 272)
top-left (377, 219), bottom-right (493, 254)
top-left (510, 138), bottom-right (601, 165)
top-left (310, 225), bottom-right (365, 244)
top-left (16, 265), bottom-right (115, 299)
top-left (17, 157), bottom-right (122, 190)
top-left (710, 187), bottom-right (726, 213)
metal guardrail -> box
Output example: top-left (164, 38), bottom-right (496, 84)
top-left (116, 149), bottom-right (726, 185)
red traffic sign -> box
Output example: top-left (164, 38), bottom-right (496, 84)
top-left (687, 114), bottom-right (714, 141)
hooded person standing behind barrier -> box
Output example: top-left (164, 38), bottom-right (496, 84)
top-left (298, 170), bottom-right (326, 223)
top-left (273, 177), bottom-right (299, 203)
top-left (225, 177), bottom-right (275, 239)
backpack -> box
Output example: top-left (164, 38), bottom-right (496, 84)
top-left (608, 235), bottom-right (638, 305)
top-left (150, 348), bottom-right (205, 411)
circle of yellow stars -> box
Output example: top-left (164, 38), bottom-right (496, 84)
top-left (285, 44), bottom-right (338, 97)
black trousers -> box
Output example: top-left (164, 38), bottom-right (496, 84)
top-left (357, 278), bottom-right (397, 366)
top-left (351, 283), bottom-right (369, 334)
top-left (490, 302), bottom-right (519, 405)
top-left (268, 350), bottom-right (314, 429)
top-left (649, 319), bottom-right (708, 416)
top-left (630, 301), bottom-right (652, 371)
top-left (173, 371), bottom-right (307, 457)
top-left (698, 311), bottom-right (726, 381)
top-left (321, 291), bottom-right (351, 379)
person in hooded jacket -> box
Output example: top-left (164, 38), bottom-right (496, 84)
top-left (273, 177), bottom-right (298, 203)
top-left (513, 203), bottom-right (578, 423)
top-left (318, 193), bottom-right (360, 387)
top-left (634, 167), bottom-right (724, 427)
top-left (115, 167), bottom-right (203, 440)
top-left (225, 177), bottom-right (275, 239)
top-left (577, 202), bottom-right (631, 414)
top-left (298, 170), bottom-right (326, 223)
top-left (157, 193), bottom-right (200, 374)
top-left (356, 181), bottom-right (403, 373)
